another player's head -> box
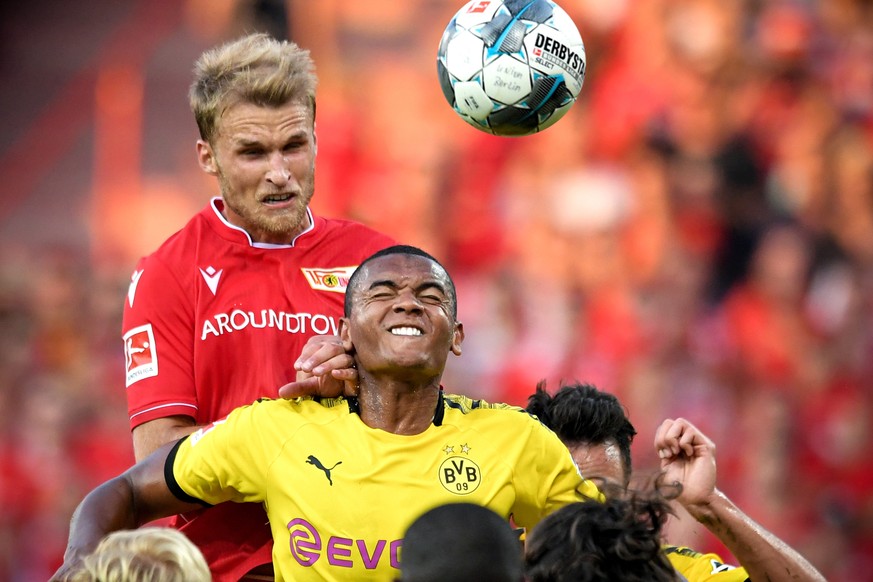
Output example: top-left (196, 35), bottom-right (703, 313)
top-left (190, 32), bottom-right (318, 143)
top-left (190, 33), bottom-right (320, 244)
top-left (69, 527), bottom-right (210, 582)
top-left (342, 245), bottom-right (463, 378)
top-left (398, 503), bottom-right (523, 582)
top-left (524, 494), bottom-right (680, 582)
top-left (526, 381), bottom-right (636, 488)
top-left (345, 245), bottom-right (458, 319)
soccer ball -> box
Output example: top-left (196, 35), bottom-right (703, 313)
top-left (437, 0), bottom-right (586, 137)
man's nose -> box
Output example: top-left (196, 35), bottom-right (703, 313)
top-left (393, 290), bottom-right (423, 312)
top-left (266, 154), bottom-right (291, 185)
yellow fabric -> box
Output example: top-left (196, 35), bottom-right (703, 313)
top-left (172, 394), bottom-right (601, 581)
top-left (664, 545), bottom-right (750, 582)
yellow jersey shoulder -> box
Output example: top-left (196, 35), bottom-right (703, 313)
top-left (664, 545), bottom-right (749, 582)
top-left (442, 393), bottom-right (528, 414)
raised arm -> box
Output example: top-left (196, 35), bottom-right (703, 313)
top-left (50, 440), bottom-right (205, 581)
top-left (655, 418), bottom-right (826, 582)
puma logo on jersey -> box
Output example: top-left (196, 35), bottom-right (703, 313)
top-left (306, 455), bottom-right (342, 486)
top-left (199, 266), bottom-right (223, 295)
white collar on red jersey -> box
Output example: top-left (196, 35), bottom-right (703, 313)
top-left (209, 197), bottom-right (315, 248)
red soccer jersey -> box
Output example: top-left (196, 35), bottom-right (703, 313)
top-left (122, 198), bottom-right (395, 580)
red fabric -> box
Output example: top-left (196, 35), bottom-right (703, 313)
top-left (122, 199), bottom-right (395, 579)
top-left (123, 199), bottom-right (395, 429)
top-left (172, 503), bottom-right (274, 582)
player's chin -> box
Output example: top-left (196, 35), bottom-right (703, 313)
top-left (261, 209), bottom-right (307, 234)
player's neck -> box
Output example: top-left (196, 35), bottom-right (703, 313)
top-left (357, 380), bottom-right (441, 435)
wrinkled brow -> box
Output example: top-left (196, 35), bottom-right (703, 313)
top-left (368, 280), bottom-right (447, 296)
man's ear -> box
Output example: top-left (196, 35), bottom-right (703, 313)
top-left (339, 317), bottom-right (353, 352)
top-left (450, 321), bottom-right (464, 356)
top-left (196, 140), bottom-right (219, 176)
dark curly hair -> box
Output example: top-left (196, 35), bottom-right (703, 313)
top-left (525, 381), bottom-right (636, 486)
top-left (524, 488), bottom-right (679, 582)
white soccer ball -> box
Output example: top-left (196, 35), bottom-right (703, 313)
top-left (437, 0), bottom-right (586, 137)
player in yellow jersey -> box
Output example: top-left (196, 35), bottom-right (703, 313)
top-left (51, 246), bottom-right (600, 582)
top-left (526, 382), bottom-right (826, 582)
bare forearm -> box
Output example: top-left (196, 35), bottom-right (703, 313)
top-left (60, 441), bottom-right (201, 576)
top-left (61, 477), bottom-right (141, 568)
top-left (686, 490), bottom-right (825, 582)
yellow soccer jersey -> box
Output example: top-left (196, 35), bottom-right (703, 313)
top-left (664, 545), bottom-right (750, 582)
top-left (167, 392), bottom-right (601, 582)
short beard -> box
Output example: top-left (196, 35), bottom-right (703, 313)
top-left (218, 177), bottom-right (314, 242)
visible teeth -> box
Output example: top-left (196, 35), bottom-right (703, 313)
top-left (264, 194), bottom-right (290, 202)
top-left (390, 327), bottom-right (422, 336)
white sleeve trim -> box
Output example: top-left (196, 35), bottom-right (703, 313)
top-left (130, 402), bottom-right (198, 421)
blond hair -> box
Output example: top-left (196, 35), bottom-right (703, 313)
top-left (189, 32), bottom-right (318, 142)
top-left (70, 527), bottom-right (211, 582)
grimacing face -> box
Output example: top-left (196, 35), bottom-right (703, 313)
top-left (196, 100), bottom-right (317, 244)
top-left (340, 254), bottom-right (464, 379)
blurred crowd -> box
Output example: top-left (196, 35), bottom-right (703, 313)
top-left (1, 0), bottom-right (872, 580)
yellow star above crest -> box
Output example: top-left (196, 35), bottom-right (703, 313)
top-left (443, 445), bottom-right (454, 455)
top-left (461, 443), bottom-right (471, 454)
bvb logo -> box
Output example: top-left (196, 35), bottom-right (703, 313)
top-left (438, 457), bottom-right (481, 495)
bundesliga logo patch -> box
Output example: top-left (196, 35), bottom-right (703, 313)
top-left (301, 266), bottom-right (357, 294)
top-left (123, 323), bottom-right (158, 387)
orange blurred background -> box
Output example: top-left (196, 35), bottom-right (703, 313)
top-left (1, 0), bottom-right (872, 579)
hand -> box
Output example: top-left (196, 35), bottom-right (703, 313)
top-left (654, 418), bottom-right (718, 511)
top-left (278, 335), bottom-right (358, 399)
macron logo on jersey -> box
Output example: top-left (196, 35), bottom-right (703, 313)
top-left (301, 266), bottom-right (357, 294)
top-left (199, 266), bottom-right (223, 295)
top-left (123, 324), bottom-right (158, 387)
top-left (128, 269), bottom-right (144, 307)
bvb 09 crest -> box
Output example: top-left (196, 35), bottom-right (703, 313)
top-left (439, 445), bottom-right (482, 495)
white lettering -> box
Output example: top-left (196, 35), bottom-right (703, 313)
top-left (230, 309), bottom-right (249, 330)
top-left (311, 314), bottom-right (331, 335)
top-left (199, 310), bottom-right (340, 341)
top-left (287, 312), bottom-right (301, 333)
top-left (250, 310), bottom-right (268, 329)
top-left (201, 320), bottom-right (219, 340)
top-left (215, 313), bottom-right (233, 335)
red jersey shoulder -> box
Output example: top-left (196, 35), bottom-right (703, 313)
top-left (296, 217), bottom-right (395, 293)
top-left (146, 206), bottom-right (221, 269)
top-left (299, 215), bottom-right (396, 257)
top-left (123, 207), bottom-right (214, 313)
top-left (124, 207), bottom-right (396, 312)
